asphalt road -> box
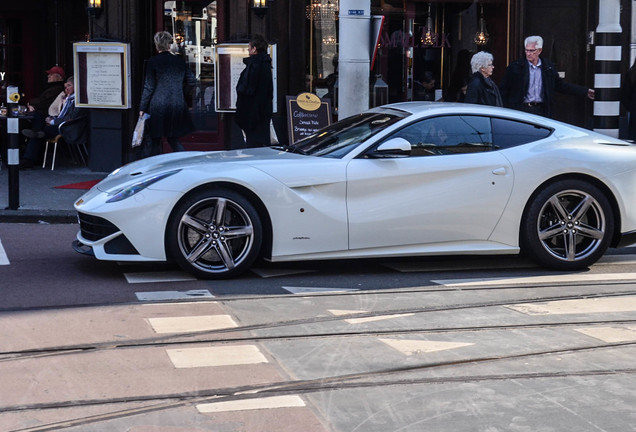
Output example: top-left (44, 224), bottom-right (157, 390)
top-left (2, 222), bottom-right (636, 431)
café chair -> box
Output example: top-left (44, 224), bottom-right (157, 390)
top-left (42, 117), bottom-right (88, 170)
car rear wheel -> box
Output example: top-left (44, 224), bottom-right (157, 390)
top-left (521, 180), bottom-right (613, 270)
top-left (166, 188), bottom-right (262, 279)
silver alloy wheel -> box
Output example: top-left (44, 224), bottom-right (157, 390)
top-left (536, 189), bottom-right (606, 262)
top-left (176, 196), bottom-right (255, 274)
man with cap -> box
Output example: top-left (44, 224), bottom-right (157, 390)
top-left (26, 65), bottom-right (66, 115)
top-left (16, 66), bottom-right (66, 168)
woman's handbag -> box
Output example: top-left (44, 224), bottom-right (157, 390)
top-left (132, 114), bottom-right (150, 148)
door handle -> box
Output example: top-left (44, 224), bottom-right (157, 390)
top-left (492, 167), bottom-right (507, 175)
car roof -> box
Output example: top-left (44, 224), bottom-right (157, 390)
top-left (365, 102), bottom-right (630, 146)
top-left (374, 101), bottom-right (547, 120)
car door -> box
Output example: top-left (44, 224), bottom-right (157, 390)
top-left (346, 115), bottom-right (514, 250)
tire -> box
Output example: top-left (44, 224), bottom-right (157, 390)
top-left (166, 188), bottom-right (262, 279)
top-left (520, 180), bottom-right (614, 270)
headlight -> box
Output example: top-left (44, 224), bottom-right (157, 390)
top-left (106, 169), bottom-right (181, 203)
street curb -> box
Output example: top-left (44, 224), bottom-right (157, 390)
top-left (0, 209), bottom-right (77, 224)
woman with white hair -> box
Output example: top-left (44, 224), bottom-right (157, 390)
top-left (464, 51), bottom-right (502, 107)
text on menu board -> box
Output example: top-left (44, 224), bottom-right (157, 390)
top-left (73, 42), bottom-right (131, 109)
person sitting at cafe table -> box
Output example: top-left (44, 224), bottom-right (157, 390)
top-left (19, 76), bottom-right (83, 169)
top-left (26, 65), bottom-right (66, 116)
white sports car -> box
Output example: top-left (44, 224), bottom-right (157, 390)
top-left (73, 102), bottom-right (636, 278)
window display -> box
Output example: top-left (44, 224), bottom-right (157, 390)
top-left (164, 1), bottom-right (217, 135)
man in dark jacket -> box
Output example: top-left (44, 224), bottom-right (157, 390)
top-left (26, 66), bottom-right (66, 115)
top-left (20, 76), bottom-right (85, 168)
top-left (235, 34), bottom-right (273, 147)
top-left (499, 35), bottom-right (594, 118)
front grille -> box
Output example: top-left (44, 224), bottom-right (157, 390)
top-left (77, 212), bottom-right (120, 241)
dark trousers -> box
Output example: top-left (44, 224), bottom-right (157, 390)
top-left (137, 136), bottom-right (184, 159)
top-left (23, 112), bottom-right (59, 162)
top-left (243, 120), bottom-right (270, 147)
top-left (519, 102), bottom-right (547, 117)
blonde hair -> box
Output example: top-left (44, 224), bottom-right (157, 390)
top-left (154, 31), bottom-right (173, 52)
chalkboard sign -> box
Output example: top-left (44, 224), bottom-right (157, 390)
top-left (286, 93), bottom-right (331, 144)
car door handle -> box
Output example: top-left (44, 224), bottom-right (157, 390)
top-left (492, 167), bottom-right (507, 176)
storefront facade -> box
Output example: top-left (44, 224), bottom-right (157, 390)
top-left (0, 0), bottom-right (633, 171)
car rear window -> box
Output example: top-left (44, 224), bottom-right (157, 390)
top-left (492, 117), bottom-right (552, 149)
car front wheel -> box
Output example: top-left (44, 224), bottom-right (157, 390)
top-left (521, 180), bottom-right (614, 270)
top-left (166, 188), bottom-right (262, 279)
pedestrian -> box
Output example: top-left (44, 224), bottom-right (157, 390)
top-left (26, 65), bottom-right (66, 116)
top-left (499, 35), bottom-right (594, 117)
top-left (620, 57), bottom-right (636, 141)
top-left (465, 51), bottom-right (502, 107)
top-left (235, 34), bottom-right (273, 147)
top-left (139, 31), bottom-right (197, 157)
top-left (413, 71), bottom-right (437, 101)
top-left (446, 49), bottom-right (473, 102)
top-left (20, 76), bottom-right (85, 169)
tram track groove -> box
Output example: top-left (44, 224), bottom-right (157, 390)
top-left (1, 288), bottom-right (636, 361)
top-left (4, 340), bottom-right (636, 430)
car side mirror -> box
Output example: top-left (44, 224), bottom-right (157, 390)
top-left (371, 137), bottom-right (411, 157)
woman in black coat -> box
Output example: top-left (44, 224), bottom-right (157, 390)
top-left (235, 34), bottom-right (273, 147)
top-left (139, 31), bottom-right (197, 156)
top-left (464, 51), bottom-right (502, 107)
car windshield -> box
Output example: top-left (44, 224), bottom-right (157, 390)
top-left (289, 110), bottom-right (409, 158)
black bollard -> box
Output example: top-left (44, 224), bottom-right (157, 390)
top-left (6, 101), bottom-right (19, 210)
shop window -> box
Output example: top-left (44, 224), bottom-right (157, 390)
top-left (164, 1), bottom-right (217, 141)
top-left (306, 1), bottom-right (339, 109)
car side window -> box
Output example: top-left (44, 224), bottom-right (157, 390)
top-left (491, 117), bottom-right (552, 149)
top-left (387, 115), bottom-right (494, 156)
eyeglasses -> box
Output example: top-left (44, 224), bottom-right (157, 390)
top-left (525, 48), bottom-right (539, 53)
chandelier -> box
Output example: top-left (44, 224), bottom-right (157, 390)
top-left (322, 35), bottom-right (337, 45)
top-left (306, 0), bottom-right (339, 29)
top-left (474, 4), bottom-right (489, 46)
top-left (421, 3), bottom-right (436, 47)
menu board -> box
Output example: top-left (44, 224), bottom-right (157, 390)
top-left (214, 43), bottom-right (277, 112)
top-left (73, 42), bottom-right (131, 109)
top-left (286, 93), bottom-right (331, 143)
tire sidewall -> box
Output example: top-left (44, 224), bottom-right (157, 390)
top-left (166, 188), bottom-right (263, 279)
top-left (521, 179), bottom-right (613, 270)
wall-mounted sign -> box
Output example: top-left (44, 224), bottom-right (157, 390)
top-left (214, 43), bottom-right (277, 113)
top-left (286, 93), bottom-right (331, 144)
top-left (73, 42), bottom-right (131, 109)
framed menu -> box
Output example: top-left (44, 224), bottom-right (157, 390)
top-left (73, 42), bottom-right (132, 109)
top-left (214, 43), bottom-right (277, 112)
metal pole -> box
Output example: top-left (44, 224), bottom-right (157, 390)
top-left (6, 101), bottom-right (20, 210)
top-left (593, 0), bottom-right (622, 137)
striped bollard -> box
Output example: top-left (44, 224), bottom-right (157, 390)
top-left (593, 0), bottom-right (622, 138)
